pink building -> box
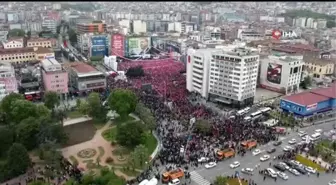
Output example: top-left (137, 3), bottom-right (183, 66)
top-left (0, 62), bottom-right (18, 95)
top-left (41, 58), bottom-right (68, 94)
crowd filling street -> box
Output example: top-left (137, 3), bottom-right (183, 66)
top-left (108, 60), bottom-right (336, 185)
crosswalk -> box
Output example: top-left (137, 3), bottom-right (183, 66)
top-left (189, 171), bottom-right (211, 185)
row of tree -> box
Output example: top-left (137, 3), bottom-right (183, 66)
top-left (0, 92), bottom-right (68, 182)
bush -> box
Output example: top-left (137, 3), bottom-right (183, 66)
top-left (111, 140), bottom-right (117, 146)
top-left (105, 157), bottom-right (114, 164)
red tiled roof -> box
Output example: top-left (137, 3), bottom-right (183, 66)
top-left (70, 62), bottom-right (97, 73)
top-left (311, 85), bottom-right (336, 98)
top-left (283, 92), bottom-right (330, 106)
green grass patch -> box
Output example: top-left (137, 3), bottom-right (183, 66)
top-left (227, 178), bottom-right (248, 185)
top-left (142, 132), bottom-right (157, 155)
top-left (113, 115), bottom-right (135, 125)
top-left (295, 155), bottom-right (326, 172)
top-left (102, 126), bottom-right (117, 141)
top-left (120, 168), bottom-right (140, 177)
top-left (83, 159), bottom-right (100, 169)
top-left (69, 155), bottom-right (78, 165)
top-left (67, 110), bottom-right (84, 119)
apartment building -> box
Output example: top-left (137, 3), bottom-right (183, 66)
top-left (187, 46), bottom-right (259, 108)
top-left (0, 47), bottom-right (54, 64)
top-left (76, 23), bottom-right (106, 34)
top-left (41, 58), bottom-right (68, 94)
top-left (42, 18), bottom-right (57, 33)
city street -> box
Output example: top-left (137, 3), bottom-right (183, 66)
top-left (185, 120), bottom-right (336, 185)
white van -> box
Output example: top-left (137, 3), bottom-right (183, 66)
top-left (311, 133), bottom-right (321, 141)
top-left (266, 168), bottom-right (277, 178)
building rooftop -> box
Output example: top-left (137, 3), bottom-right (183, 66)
top-left (34, 47), bottom-right (53, 54)
top-left (41, 58), bottom-right (62, 72)
top-left (282, 91), bottom-right (330, 106)
top-left (28, 37), bottom-right (52, 42)
top-left (311, 84), bottom-right (336, 98)
top-left (303, 55), bottom-right (334, 65)
top-left (0, 47), bottom-right (34, 55)
top-left (68, 62), bottom-right (100, 74)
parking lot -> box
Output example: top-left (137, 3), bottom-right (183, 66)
top-left (186, 120), bottom-right (336, 185)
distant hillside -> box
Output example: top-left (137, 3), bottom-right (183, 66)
top-left (280, 9), bottom-right (335, 20)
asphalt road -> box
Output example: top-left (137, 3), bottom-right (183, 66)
top-left (186, 120), bottom-right (336, 185)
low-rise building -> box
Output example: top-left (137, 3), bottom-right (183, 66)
top-left (303, 55), bottom-right (334, 79)
top-left (66, 62), bottom-right (106, 94)
top-left (0, 62), bottom-right (18, 98)
top-left (41, 58), bottom-right (68, 94)
top-left (35, 47), bottom-right (55, 61)
top-left (2, 37), bottom-right (24, 49)
top-left (27, 38), bottom-right (52, 48)
top-left (0, 47), bottom-right (54, 64)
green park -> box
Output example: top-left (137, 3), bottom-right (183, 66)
top-left (0, 89), bottom-right (159, 185)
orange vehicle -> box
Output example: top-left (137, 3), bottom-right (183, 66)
top-left (241, 139), bottom-right (257, 150)
top-left (162, 168), bottom-right (184, 183)
top-left (216, 148), bottom-right (235, 160)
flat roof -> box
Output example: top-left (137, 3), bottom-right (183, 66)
top-left (69, 62), bottom-right (101, 74)
top-left (311, 84), bottom-right (336, 98)
top-left (282, 92), bottom-right (330, 106)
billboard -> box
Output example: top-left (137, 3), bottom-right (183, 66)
top-left (111, 33), bottom-right (125, 57)
top-left (91, 45), bottom-right (107, 57)
top-left (306, 103), bottom-right (317, 111)
top-left (91, 35), bottom-right (107, 46)
top-left (267, 63), bottom-right (282, 84)
top-left (127, 37), bottom-right (151, 56)
top-left (151, 36), bottom-right (164, 50)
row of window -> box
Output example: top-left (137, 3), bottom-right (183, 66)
top-left (0, 74), bottom-right (14, 78)
top-left (5, 44), bottom-right (23, 48)
top-left (0, 55), bottom-right (35, 60)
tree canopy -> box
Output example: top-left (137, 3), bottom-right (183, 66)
top-left (6, 143), bottom-right (31, 178)
top-left (108, 89), bottom-right (137, 118)
top-left (125, 66), bottom-right (145, 78)
top-left (135, 103), bottom-right (156, 131)
top-left (8, 29), bottom-right (25, 37)
top-left (44, 91), bottom-right (60, 111)
top-left (116, 122), bottom-right (144, 148)
top-left (213, 176), bottom-right (228, 185)
top-left (67, 28), bottom-right (78, 44)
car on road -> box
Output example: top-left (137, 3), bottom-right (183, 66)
top-left (168, 178), bottom-right (180, 185)
top-left (252, 149), bottom-right (262, 156)
top-left (284, 161), bottom-right (297, 168)
top-left (298, 131), bottom-right (307, 137)
top-left (277, 171), bottom-right (289, 180)
top-left (230, 161), bottom-right (240, 169)
top-left (205, 162), bottom-right (217, 169)
top-left (294, 166), bottom-right (306, 174)
top-left (267, 148), bottom-right (276, 154)
top-left (266, 168), bottom-right (278, 178)
top-left (288, 139), bottom-right (297, 145)
top-left (315, 129), bottom-right (323, 133)
top-left (288, 168), bottom-right (300, 176)
top-left (329, 179), bottom-right (336, 185)
top-left (241, 168), bottom-right (254, 175)
top-left (304, 166), bottom-right (316, 174)
top-left (260, 155), bottom-right (271, 162)
top-left (198, 157), bottom-right (209, 163)
top-left (283, 146), bottom-right (293, 152)
top-left (273, 141), bottom-right (282, 146)
top-left (301, 135), bottom-right (312, 141)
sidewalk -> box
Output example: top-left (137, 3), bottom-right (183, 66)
top-left (301, 116), bottom-right (336, 127)
top-left (301, 152), bottom-right (331, 169)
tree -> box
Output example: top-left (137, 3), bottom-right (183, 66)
top-left (9, 100), bottom-right (50, 124)
top-left (332, 141), bottom-right (336, 152)
top-left (108, 89), bottom-right (137, 119)
top-left (0, 126), bottom-right (15, 157)
top-left (125, 66), bottom-right (145, 78)
top-left (304, 76), bottom-right (312, 86)
top-left (135, 103), bottom-right (156, 131)
top-left (116, 122), bottom-right (144, 148)
top-left (213, 175), bottom-right (228, 185)
top-left (327, 20), bottom-right (336, 28)
top-left (7, 143), bottom-right (31, 177)
top-left (8, 29), bottom-right (25, 37)
top-left (87, 92), bottom-right (106, 121)
top-left (194, 119), bottom-right (212, 134)
top-left (28, 181), bottom-right (49, 185)
top-left (67, 28), bottom-right (77, 44)
top-left (16, 117), bottom-right (41, 150)
top-left (132, 144), bottom-right (149, 168)
top-left (90, 56), bottom-right (104, 61)
top-left (26, 31), bottom-right (31, 38)
top-left (0, 93), bottom-right (23, 124)
top-left (44, 91), bottom-right (60, 111)
top-left (78, 100), bottom-right (90, 115)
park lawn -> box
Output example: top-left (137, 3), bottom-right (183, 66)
top-left (67, 110), bottom-right (84, 119)
top-left (295, 155), bottom-right (326, 172)
top-left (102, 126), bottom-right (117, 142)
top-left (227, 178), bottom-right (248, 185)
top-left (69, 155), bottom-right (78, 165)
top-left (143, 132), bottom-right (158, 155)
top-left (113, 115), bottom-right (135, 125)
top-left (318, 139), bottom-right (333, 149)
top-left (120, 168), bottom-right (140, 177)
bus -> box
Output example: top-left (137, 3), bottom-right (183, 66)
top-left (24, 91), bottom-right (42, 101)
top-left (250, 111), bottom-right (262, 119)
top-left (260, 107), bottom-right (272, 113)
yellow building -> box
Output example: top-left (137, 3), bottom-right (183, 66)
top-left (0, 47), bottom-right (54, 64)
top-left (27, 38), bottom-right (52, 48)
top-left (304, 55), bottom-right (335, 79)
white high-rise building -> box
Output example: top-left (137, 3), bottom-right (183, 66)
top-left (186, 46), bottom-right (259, 108)
top-left (132, 20), bottom-right (147, 34)
top-left (42, 18), bottom-right (57, 33)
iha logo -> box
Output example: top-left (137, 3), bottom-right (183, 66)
top-left (272, 29), bottom-right (298, 40)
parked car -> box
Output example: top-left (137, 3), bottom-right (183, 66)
top-left (252, 149), bottom-right (262, 156)
top-left (294, 166), bottom-right (306, 174)
top-left (273, 164), bottom-right (286, 172)
top-left (267, 148), bottom-right (276, 154)
top-left (288, 139), bottom-right (297, 145)
top-left (279, 162), bottom-right (290, 170)
top-left (288, 168), bottom-right (300, 176)
top-left (329, 179), bottom-right (336, 185)
top-left (198, 157), bottom-right (209, 163)
top-left (304, 166), bottom-right (316, 174)
top-left (277, 171), bottom-right (289, 180)
top-left (283, 146), bottom-right (293, 152)
top-left (298, 131), bottom-right (307, 137)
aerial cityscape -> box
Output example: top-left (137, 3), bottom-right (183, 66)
top-left (0, 1), bottom-right (336, 185)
